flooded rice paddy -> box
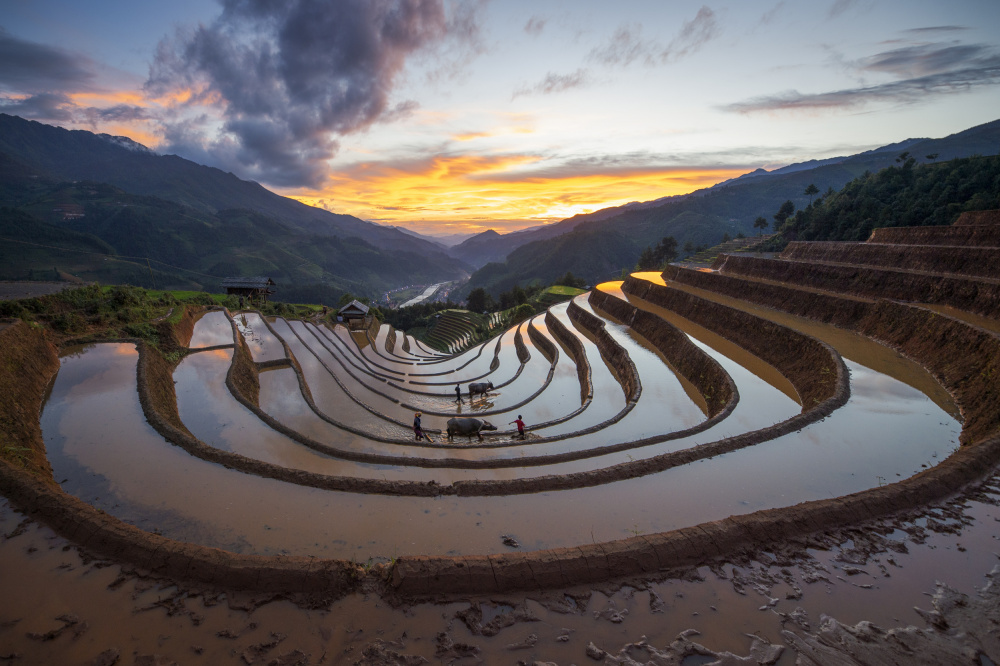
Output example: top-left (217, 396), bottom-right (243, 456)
top-left (39, 280), bottom-right (959, 560)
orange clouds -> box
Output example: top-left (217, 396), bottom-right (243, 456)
top-left (283, 155), bottom-right (746, 235)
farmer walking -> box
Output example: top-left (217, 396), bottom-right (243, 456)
top-left (413, 412), bottom-right (424, 440)
top-left (509, 414), bottom-right (526, 440)
top-left (454, 384), bottom-right (463, 404)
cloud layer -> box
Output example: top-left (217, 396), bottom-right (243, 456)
top-left (146, 0), bottom-right (483, 187)
top-left (0, 29), bottom-right (150, 128)
top-left (724, 41), bottom-right (1000, 114)
top-left (589, 6), bottom-right (719, 68)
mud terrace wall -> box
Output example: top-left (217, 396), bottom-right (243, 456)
top-left (868, 224), bottom-right (1000, 247)
top-left (780, 241), bottom-right (1000, 279)
top-left (0, 320), bottom-right (59, 480)
top-left (228, 329), bottom-right (261, 408)
top-left (623, 275), bottom-right (840, 408)
top-left (385, 327), bottom-right (397, 354)
top-left (160, 305), bottom-right (196, 350)
top-left (567, 300), bottom-right (640, 403)
top-left (588, 289), bottom-right (734, 417)
top-left (527, 317), bottom-right (557, 363)
top-left (545, 309), bottom-right (592, 404)
top-left (715, 254), bottom-right (1000, 320)
top-left (514, 325), bottom-right (531, 364)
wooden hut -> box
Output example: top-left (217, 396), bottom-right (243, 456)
top-left (221, 277), bottom-right (275, 306)
top-left (338, 300), bottom-right (371, 330)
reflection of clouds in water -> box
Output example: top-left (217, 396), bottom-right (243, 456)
top-left (189, 311), bottom-right (234, 347)
top-left (260, 369), bottom-right (310, 417)
top-left (849, 363), bottom-right (946, 417)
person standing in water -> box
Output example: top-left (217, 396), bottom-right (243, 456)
top-left (454, 384), bottom-right (463, 404)
top-left (413, 412), bottom-right (424, 440)
top-left (509, 414), bottom-right (526, 440)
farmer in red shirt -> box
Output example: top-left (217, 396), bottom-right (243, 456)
top-left (509, 414), bottom-right (526, 440)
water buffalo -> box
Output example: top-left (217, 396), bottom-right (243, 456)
top-left (446, 417), bottom-right (497, 442)
top-left (468, 381), bottom-right (494, 400)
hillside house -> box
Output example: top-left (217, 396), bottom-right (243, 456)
top-left (222, 277), bottom-right (275, 306)
top-left (338, 300), bottom-right (372, 329)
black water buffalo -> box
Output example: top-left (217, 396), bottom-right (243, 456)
top-left (468, 381), bottom-right (494, 400)
top-left (446, 417), bottom-right (497, 442)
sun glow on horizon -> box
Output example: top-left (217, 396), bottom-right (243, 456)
top-left (282, 157), bottom-right (746, 235)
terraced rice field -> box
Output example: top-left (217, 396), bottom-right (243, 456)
top-left (3, 210), bottom-right (1000, 663)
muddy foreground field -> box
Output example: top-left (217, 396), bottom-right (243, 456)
top-left (2, 469), bottom-right (1000, 665)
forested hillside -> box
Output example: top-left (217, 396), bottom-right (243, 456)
top-left (765, 154), bottom-right (1000, 247)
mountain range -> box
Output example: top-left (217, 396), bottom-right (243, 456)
top-left (456, 118), bottom-right (1000, 296)
top-left (2, 113), bottom-right (999, 304)
top-left (0, 114), bottom-right (469, 299)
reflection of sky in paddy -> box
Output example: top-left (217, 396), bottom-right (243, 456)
top-left (188, 310), bottom-right (233, 348)
top-left (233, 311), bottom-right (284, 362)
top-left (41, 339), bottom-right (958, 559)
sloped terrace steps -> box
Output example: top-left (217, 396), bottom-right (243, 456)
top-left (29, 294), bottom-right (952, 552)
top-left (659, 260), bottom-right (1000, 444)
top-left (276, 318), bottom-right (562, 427)
top-left (0, 280), bottom-right (967, 593)
top-left (780, 241), bottom-right (1000, 280)
top-left (864, 209), bottom-right (1000, 247)
top-left (353, 323), bottom-right (501, 374)
top-left (25, 333), bottom-right (952, 567)
top-left (711, 252), bottom-right (1000, 321)
top-left (131, 294), bottom-right (868, 490)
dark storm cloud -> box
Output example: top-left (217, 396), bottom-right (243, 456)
top-left (0, 92), bottom-right (76, 121)
top-left (0, 28), bottom-right (96, 92)
top-left (512, 69), bottom-right (589, 99)
top-left (147, 0), bottom-right (485, 188)
top-left (589, 6), bottom-right (718, 67)
top-left (723, 42), bottom-right (1000, 114)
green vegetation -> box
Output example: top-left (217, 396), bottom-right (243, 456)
top-left (0, 284), bottom-right (188, 345)
top-left (636, 236), bottom-right (678, 270)
top-left (761, 153), bottom-right (1000, 249)
top-left (379, 299), bottom-right (462, 332)
top-left (422, 309), bottom-right (498, 352)
top-left (544, 285), bottom-right (587, 297)
top-left (382, 277), bottom-right (588, 352)
top-left (0, 282), bottom-right (338, 354)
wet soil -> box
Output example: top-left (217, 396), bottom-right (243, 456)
top-left (3, 467), bottom-right (1000, 665)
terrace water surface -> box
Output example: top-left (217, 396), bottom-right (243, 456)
top-left (40, 330), bottom-right (957, 558)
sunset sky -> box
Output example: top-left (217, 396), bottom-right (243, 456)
top-left (2, 0), bottom-right (1000, 236)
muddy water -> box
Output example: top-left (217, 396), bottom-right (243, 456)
top-left (269, 318), bottom-right (415, 436)
top-left (300, 321), bottom-right (523, 413)
top-left (187, 309), bottom-right (234, 348)
top-left (575, 293), bottom-right (706, 434)
top-left (4, 475), bottom-right (1000, 665)
top-left (40, 336), bottom-right (957, 558)
top-left (174, 349), bottom-right (451, 477)
top-left (642, 275), bottom-right (960, 418)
